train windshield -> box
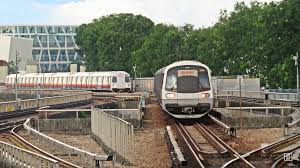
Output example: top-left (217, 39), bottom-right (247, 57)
top-left (125, 76), bottom-right (130, 82)
top-left (165, 65), bottom-right (210, 93)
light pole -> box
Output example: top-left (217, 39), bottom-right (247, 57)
top-left (293, 52), bottom-right (299, 104)
top-left (42, 66), bottom-right (46, 96)
top-left (133, 64), bottom-right (136, 92)
top-left (15, 50), bottom-right (21, 110)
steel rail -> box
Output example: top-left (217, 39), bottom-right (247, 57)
top-left (222, 134), bottom-right (300, 167)
top-left (197, 123), bottom-right (255, 168)
top-left (193, 123), bottom-right (228, 154)
top-left (174, 122), bottom-right (205, 168)
top-left (11, 125), bottom-right (81, 168)
top-left (271, 156), bottom-right (284, 168)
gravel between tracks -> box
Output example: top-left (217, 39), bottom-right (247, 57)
top-left (18, 129), bottom-right (113, 168)
top-left (134, 99), bottom-right (171, 168)
top-left (228, 128), bottom-right (284, 153)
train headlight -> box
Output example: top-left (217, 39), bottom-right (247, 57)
top-left (201, 93), bottom-right (210, 98)
top-left (166, 93), bottom-right (175, 98)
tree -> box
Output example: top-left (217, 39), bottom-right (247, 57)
top-left (132, 24), bottom-right (186, 76)
top-left (75, 13), bottom-right (154, 74)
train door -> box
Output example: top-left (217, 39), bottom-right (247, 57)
top-left (96, 77), bottom-right (101, 89)
top-left (56, 77), bottom-right (60, 88)
top-left (90, 76), bottom-right (95, 89)
top-left (62, 77), bottom-right (65, 88)
top-left (87, 76), bottom-right (91, 89)
top-left (17, 77), bottom-right (21, 88)
top-left (101, 77), bottom-right (107, 89)
top-left (78, 76), bottom-right (82, 88)
top-left (81, 76), bottom-right (84, 88)
top-left (53, 77), bottom-right (57, 88)
top-left (29, 77), bottom-right (32, 88)
top-left (116, 72), bottom-right (126, 89)
top-left (27, 77), bottom-right (30, 88)
top-left (45, 77), bottom-right (50, 88)
top-left (68, 76), bottom-right (74, 89)
top-left (37, 77), bottom-right (41, 87)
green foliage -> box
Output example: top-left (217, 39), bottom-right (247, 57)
top-left (8, 61), bottom-right (17, 74)
top-left (76, 1), bottom-right (300, 88)
top-left (75, 13), bottom-right (154, 73)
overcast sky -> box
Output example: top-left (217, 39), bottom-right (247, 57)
top-left (1, 0), bottom-right (279, 28)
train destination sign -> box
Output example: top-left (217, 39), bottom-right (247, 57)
top-left (178, 70), bottom-right (198, 77)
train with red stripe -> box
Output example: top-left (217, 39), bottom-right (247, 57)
top-left (5, 71), bottom-right (131, 92)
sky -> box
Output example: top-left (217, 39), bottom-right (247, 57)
top-left (1, 0), bottom-right (279, 28)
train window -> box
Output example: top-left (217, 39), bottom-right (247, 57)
top-left (125, 76), bottom-right (130, 82)
top-left (165, 68), bottom-right (177, 92)
top-left (165, 65), bottom-right (211, 93)
top-left (199, 72), bottom-right (210, 91)
top-left (112, 76), bottom-right (117, 83)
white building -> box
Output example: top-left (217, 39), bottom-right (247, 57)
top-left (0, 25), bottom-right (80, 72)
top-left (0, 35), bottom-right (33, 83)
top-left (0, 35), bottom-right (33, 71)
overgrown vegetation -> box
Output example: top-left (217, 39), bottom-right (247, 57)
top-left (75, 0), bottom-right (300, 88)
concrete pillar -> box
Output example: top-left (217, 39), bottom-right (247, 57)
top-left (76, 111), bottom-right (79, 118)
top-left (70, 64), bottom-right (78, 72)
top-left (215, 100), bottom-right (219, 108)
top-left (284, 124), bottom-right (289, 136)
top-left (0, 65), bottom-right (8, 84)
top-left (80, 65), bottom-right (86, 72)
top-left (281, 108), bottom-right (284, 116)
top-left (266, 108), bottom-right (269, 115)
top-left (226, 100), bottom-right (230, 107)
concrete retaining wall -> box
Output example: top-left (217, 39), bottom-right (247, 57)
top-left (213, 109), bottom-right (289, 128)
top-left (221, 115), bottom-right (289, 128)
top-left (104, 110), bottom-right (141, 128)
top-left (36, 118), bottom-right (91, 133)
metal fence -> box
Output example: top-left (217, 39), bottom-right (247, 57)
top-left (218, 90), bottom-right (298, 101)
top-left (91, 107), bottom-right (135, 164)
top-left (0, 92), bottom-right (92, 112)
top-left (0, 140), bottom-right (59, 168)
top-left (131, 77), bottom-right (154, 93)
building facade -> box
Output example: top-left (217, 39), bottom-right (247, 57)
top-left (0, 25), bottom-right (80, 72)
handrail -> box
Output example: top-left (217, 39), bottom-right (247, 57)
top-left (24, 118), bottom-right (113, 161)
top-left (0, 138), bottom-right (59, 168)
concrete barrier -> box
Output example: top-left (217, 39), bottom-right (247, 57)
top-left (221, 116), bottom-right (288, 128)
top-left (214, 108), bottom-right (289, 128)
top-left (0, 92), bottom-right (92, 112)
top-left (24, 119), bottom-right (113, 165)
top-left (101, 109), bottom-right (141, 128)
top-left (0, 140), bottom-right (59, 168)
top-left (91, 107), bottom-right (135, 165)
top-left (218, 90), bottom-right (298, 102)
top-left (36, 118), bottom-right (91, 133)
top-left (99, 97), bottom-right (145, 128)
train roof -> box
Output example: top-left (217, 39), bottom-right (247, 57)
top-left (6, 71), bottom-right (130, 78)
top-left (154, 60), bottom-right (211, 75)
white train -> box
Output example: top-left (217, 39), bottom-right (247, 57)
top-left (5, 71), bottom-right (131, 92)
top-left (154, 60), bottom-right (213, 119)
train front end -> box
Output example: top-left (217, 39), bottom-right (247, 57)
top-left (161, 61), bottom-right (213, 119)
top-left (111, 71), bottom-right (131, 92)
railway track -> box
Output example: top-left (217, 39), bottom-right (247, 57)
top-left (171, 115), bottom-right (255, 168)
top-left (0, 119), bottom-right (79, 168)
top-left (9, 124), bottom-right (81, 168)
top-left (222, 133), bottom-right (300, 168)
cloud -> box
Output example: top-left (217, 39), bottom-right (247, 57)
top-left (48, 0), bottom-right (279, 27)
